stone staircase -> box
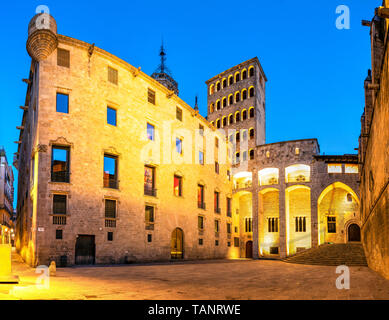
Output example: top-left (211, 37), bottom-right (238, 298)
top-left (283, 243), bottom-right (368, 266)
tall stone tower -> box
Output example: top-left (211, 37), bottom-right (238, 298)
top-left (151, 44), bottom-right (179, 96)
top-left (26, 13), bottom-right (58, 61)
top-left (206, 57), bottom-right (267, 164)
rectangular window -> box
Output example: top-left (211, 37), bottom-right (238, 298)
top-left (198, 185), bottom-right (205, 209)
top-left (104, 155), bottom-right (118, 189)
top-left (227, 198), bottom-right (232, 217)
top-left (268, 218), bottom-right (279, 233)
top-left (176, 138), bottom-right (183, 154)
top-left (215, 220), bottom-right (220, 233)
top-left (214, 191), bottom-right (220, 213)
top-left (147, 123), bottom-right (155, 141)
top-left (56, 229), bottom-right (63, 240)
top-left (327, 216), bottom-right (336, 233)
top-left (53, 195), bottom-right (67, 215)
top-left (227, 170), bottom-right (231, 181)
top-left (107, 232), bottom-right (113, 241)
top-left (107, 107), bottom-right (117, 126)
top-left (57, 48), bottom-right (70, 68)
top-left (245, 218), bottom-right (253, 233)
top-left (108, 66), bottom-right (118, 85)
top-left (51, 146), bottom-right (70, 182)
top-left (56, 93), bottom-right (69, 114)
top-left (199, 124), bottom-right (204, 136)
top-left (105, 199), bottom-right (116, 218)
top-left (198, 215), bottom-right (204, 230)
top-left (199, 151), bottom-right (204, 165)
top-left (328, 164), bottom-right (342, 173)
top-left (145, 205), bottom-right (155, 223)
top-left (345, 164), bottom-right (359, 174)
top-left (176, 107), bottom-right (183, 121)
top-left (227, 223), bottom-right (232, 234)
top-left (215, 161), bottom-right (219, 174)
top-left (199, 238), bottom-right (203, 246)
top-left (174, 175), bottom-right (182, 197)
top-left (147, 234), bottom-right (152, 242)
top-left (144, 166), bottom-right (156, 196)
top-left (215, 240), bottom-right (219, 246)
top-left (295, 217), bottom-right (307, 232)
top-left (148, 88), bottom-right (156, 104)
top-left (234, 237), bottom-right (240, 247)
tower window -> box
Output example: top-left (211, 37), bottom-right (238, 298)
top-left (56, 93), bottom-right (69, 114)
top-left (222, 98), bottom-right (227, 108)
top-left (242, 90), bottom-right (247, 100)
top-left (235, 92), bottom-right (240, 103)
top-left (107, 107), bottom-right (117, 126)
top-left (57, 48), bottom-right (70, 68)
top-left (222, 117), bottom-right (227, 127)
top-left (242, 70), bottom-right (247, 80)
top-left (216, 82), bottom-right (221, 91)
top-left (228, 76), bottom-right (233, 86)
top-left (249, 128), bottom-right (255, 139)
top-left (108, 66), bottom-right (118, 85)
top-left (242, 110), bottom-right (247, 120)
top-left (235, 112), bottom-right (240, 122)
top-left (222, 79), bottom-right (227, 88)
top-left (228, 114), bottom-right (233, 124)
top-left (249, 149), bottom-right (255, 160)
top-left (249, 108), bottom-right (255, 118)
top-left (229, 95), bottom-right (233, 105)
top-left (249, 87), bottom-right (255, 98)
top-left (235, 73), bottom-right (240, 82)
top-left (249, 67), bottom-right (254, 77)
top-left (176, 107), bottom-right (183, 121)
top-left (216, 100), bottom-right (221, 110)
top-left (148, 89), bottom-right (156, 105)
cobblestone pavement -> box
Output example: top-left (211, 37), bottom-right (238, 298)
top-left (1, 252), bottom-right (389, 300)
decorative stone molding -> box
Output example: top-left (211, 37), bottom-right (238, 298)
top-left (103, 146), bottom-right (121, 156)
top-left (36, 144), bottom-right (48, 153)
top-left (49, 137), bottom-right (74, 148)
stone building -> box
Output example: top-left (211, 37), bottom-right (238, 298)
top-left (358, 1), bottom-right (389, 279)
top-left (15, 13), bottom-right (234, 267)
top-left (15, 12), bottom-right (362, 267)
top-left (206, 62), bottom-right (361, 259)
top-left (0, 148), bottom-right (14, 244)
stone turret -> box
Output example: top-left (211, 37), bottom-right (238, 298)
top-left (26, 13), bottom-right (58, 61)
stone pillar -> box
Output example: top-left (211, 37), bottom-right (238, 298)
top-left (252, 169), bottom-right (259, 259)
top-left (278, 167), bottom-right (287, 258)
top-left (311, 190), bottom-right (319, 248)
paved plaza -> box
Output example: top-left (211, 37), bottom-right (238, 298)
top-left (1, 252), bottom-right (389, 300)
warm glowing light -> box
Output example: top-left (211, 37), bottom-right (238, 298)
top-left (258, 168), bottom-right (279, 186)
top-left (285, 164), bottom-right (310, 183)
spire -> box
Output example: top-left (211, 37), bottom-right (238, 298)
top-left (151, 41), bottom-right (179, 96)
top-left (194, 95), bottom-right (199, 111)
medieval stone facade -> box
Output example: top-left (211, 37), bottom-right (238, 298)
top-left (15, 12), bottom-right (362, 267)
top-left (358, 1), bottom-right (389, 280)
top-left (0, 148), bottom-right (14, 244)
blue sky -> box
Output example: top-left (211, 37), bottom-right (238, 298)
top-left (0, 0), bottom-right (379, 200)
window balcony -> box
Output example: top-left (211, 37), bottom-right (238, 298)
top-left (51, 171), bottom-right (70, 183)
top-left (144, 186), bottom-right (157, 197)
top-left (198, 202), bottom-right (206, 210)
top-left (105, 218), bottom-right (116, 228)
top-left (53, 215), bottom-right (67, 225)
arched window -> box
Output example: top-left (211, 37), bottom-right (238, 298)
top-left (249, 107), bottom-right (254, 118)
top-left (216, 119), bottom-right (220, 129)
top-left (235, 112), bottom-right (240, 122)
top-left (236, 131), bottom-right (240, 142)
top-left (222, 117), bottom-right (227, 127)
top-left (249, 149), bottom-right (254, 160)
top-left (242, 130), bottom-right (248, 141)
top-left (249, 128), bottom-right (254, 139)
top-left (216, 100), bottom-right (221, 110)
top-left (235, 92), bottom-right (240, 103)
top-left (229, 95), bottom-right (233, 105)
top-left (235, 72), bottom-right (240, 83)
top-left (222, 97), bottom-right (227, 108)
top-left (242, 110), bottom-right (247, 120)
top-left (242, 70), bottom-right (247, 80)
top-left (235, 152), bottom-right (240, 163)
top-left (216, 81), bottom-right (221, 92)
top-left (228, 114), bottom-right (233, 124)
top-left (210, 84), bottom-right (215, 95)
top-left (249, 67), bottom-right (254, 77)
top-left (222, 78), bottom-right (227, 88)
top-left (210, 103), bottom-right (214, 113)
top-left (242, 89), bottom-right (247, 100)
top-left (249, 87), bottom-right (255, 98)
top-left (228, 75), bottom-right (233, 86)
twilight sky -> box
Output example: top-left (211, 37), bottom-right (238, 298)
top-left (0, 0), bottom-right (380, 199)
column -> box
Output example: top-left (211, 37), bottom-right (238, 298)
top-left (278, 167), bottom-right (287, 258)
top-left (311, 191), bottom-right (319, 248)
top-left (252, 168), bottom-right (259, 259)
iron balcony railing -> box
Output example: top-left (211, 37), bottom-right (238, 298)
top-left (144, 186), bottom-right (157, 197)
top-left (53, 215), bottom-right (67, 225)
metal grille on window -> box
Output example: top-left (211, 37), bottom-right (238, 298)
top-left (57, 48), bottom-right (70, 68)
top-left (295, 216), bottom-right (306, 232)
top-left (105, 199), bottom-right (116, 228)
top-left (148, 89), bottom-right (156, 104)
top-left (108, 66), bottom-right (118, 85)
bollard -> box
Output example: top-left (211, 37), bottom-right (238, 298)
top-left (0, 244), bottom-right (19, 283)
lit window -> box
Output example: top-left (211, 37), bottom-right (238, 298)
top-left (327, 217), bottom-right (336, 233)
top-left (107, 107), bottom-right (117, 126)
top-left (345, 164), bottom-right (359, 174)
top-left (245, 218), bottom-right (252, 232)
top-left (347, 193), bottom-right (353, 202)
top-left (328, 164), bottom-right (342, 173)
top-left (56, 93), bottom-right (69, 114)
top-left (174, 175), bottom-right (182, 196)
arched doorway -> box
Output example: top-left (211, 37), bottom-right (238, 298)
top-left (348, 224), bottom-right (361, 242)
top-left (246, 241), bottom-right (253, 258)
top-left (171, 228), bottom-right (184, 259)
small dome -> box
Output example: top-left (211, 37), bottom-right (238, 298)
top-left (28, 13), bottom-right (57, 37)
